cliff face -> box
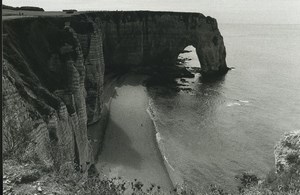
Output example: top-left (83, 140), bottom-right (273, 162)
top-left (2, 11), bottom-right (227, 171)
top-left (2, 18), bottom-right (98, 170)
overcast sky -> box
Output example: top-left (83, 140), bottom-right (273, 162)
top-left (3, 0), bottom-right (300, 24)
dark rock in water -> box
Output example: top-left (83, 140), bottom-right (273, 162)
top-left (180, 88), bottom-right (193, 92)
top-left (2, 11), bottom-right (228, 171)
top-left (189, 67), bottom-right (202, 73)
top-left (177, 84), bottom-right (189, 87)
top-left (181, 49), bottom-right (192, 54)
top-left (180, 78), bottom-right (188, 83)
top-left (176, 58), bottom-right (186, 65)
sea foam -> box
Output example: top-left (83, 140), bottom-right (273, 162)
top-left (146, 98), bottom-right (183, 187)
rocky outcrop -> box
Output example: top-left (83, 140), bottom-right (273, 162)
top-left (274, 130), bottom-right (300, 172)
top-left (2, 11), bottom-right (227, 171)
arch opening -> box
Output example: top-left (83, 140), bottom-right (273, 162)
top-left (176, 45), bottom-right (202, 84)
top-left (177, 45), bottom-right (201, 70)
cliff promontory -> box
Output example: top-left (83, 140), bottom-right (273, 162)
top-left (2, 11), bottom-right (228, 171)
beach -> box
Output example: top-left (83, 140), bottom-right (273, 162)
top-left (95, 74), bottom-right (173, 192)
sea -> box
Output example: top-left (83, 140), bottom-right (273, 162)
top-left (147, 23), bottom-right (300, 192)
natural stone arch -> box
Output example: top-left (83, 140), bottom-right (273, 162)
top-left (94, 11), bottom-right (228, 77)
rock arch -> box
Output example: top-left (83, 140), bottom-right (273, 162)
top-left (92, 12), bottom-right (228, 77)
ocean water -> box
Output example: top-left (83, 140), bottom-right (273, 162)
top-left (147, 24), bottom-right (300, 192)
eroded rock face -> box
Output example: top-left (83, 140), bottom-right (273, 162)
top-left (2, 11), bottom-right (228, 171)
top-left (274, 130), bottom-right (300, 172)
top-left (3, 18), bottom-right (95, 171)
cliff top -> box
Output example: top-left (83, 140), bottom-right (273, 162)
top-left (2, 8), bottom-right (207, 21)
top-left (2, 8), bottom-right (79, 21)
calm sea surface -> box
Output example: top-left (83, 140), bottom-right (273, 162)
top-left (148, 24), bottom-right (300, 192)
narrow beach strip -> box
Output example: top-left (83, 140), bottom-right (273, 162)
top-left (96, 74), bottom-right (173, 192)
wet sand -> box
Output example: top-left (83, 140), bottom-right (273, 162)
top-left (96, 74), bottom-right (173, 192)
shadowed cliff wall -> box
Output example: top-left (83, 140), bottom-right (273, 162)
top-left (2, 11), bottom-right (227, 171)
top-left (3, 18), bottom-right (97, 171)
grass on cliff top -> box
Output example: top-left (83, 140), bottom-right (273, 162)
top-left (3, 158), bottom-right (300, 195)
top-left (2, 9), bottom-right (79, 20)
top-left (245, 166), bottom-right (300, 195)
top-left (3, 159), bottom-right (192, 195)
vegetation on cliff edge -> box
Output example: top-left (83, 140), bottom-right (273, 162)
top-left (3, 157), bottom-right (300, 195)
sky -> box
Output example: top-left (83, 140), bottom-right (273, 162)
top-left (3, 0), bottom-right (300, 24)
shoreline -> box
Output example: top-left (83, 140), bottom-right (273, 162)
top-left (95, 73), bottom-right (173, 192)
top-left (146, 99), bottom-right (184, 188)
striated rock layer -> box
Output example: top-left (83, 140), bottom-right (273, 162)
top-left (2, 11), bottom-right (228, 171)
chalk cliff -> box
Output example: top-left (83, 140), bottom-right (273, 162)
top-left (2, 11), bottom-right (228, 171)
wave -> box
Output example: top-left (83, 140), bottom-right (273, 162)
top-left (227, 99), bottom-right (250, 107)
top-left (226, 102), bottom-right (241, 107)
top-left (238, 100), bottom-right (249, 103)
top-left (146, 98), bottom-right (184, 188)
